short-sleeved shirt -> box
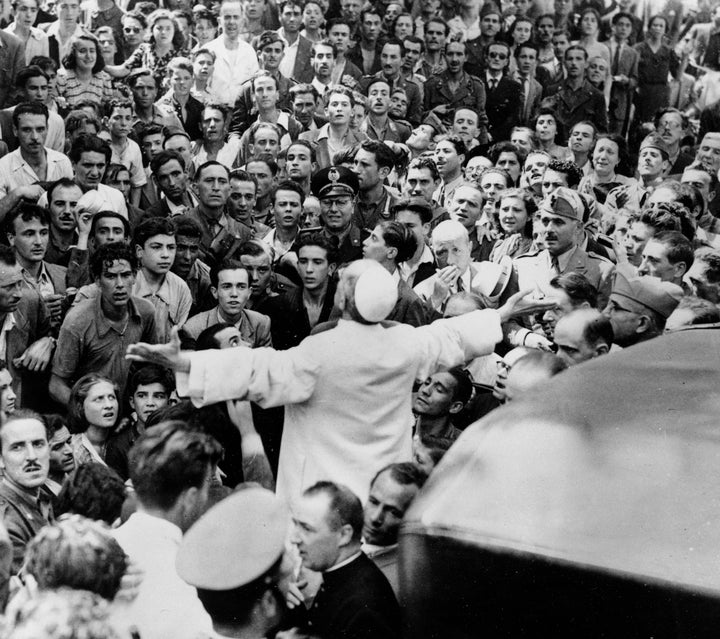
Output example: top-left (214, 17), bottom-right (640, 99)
top-left (55, 69), bottom-right (116, 108)
top-left (52, 294), bottom-right (157, 396)
top-left (133, 270), bottom-right (192, 344)
top-left (110, 138), bottom-right (147, 188)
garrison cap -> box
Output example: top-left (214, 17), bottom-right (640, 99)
top-left (640, 134), bottom-right (671, 160)
top-left (176, 487), bottom-right (287, 591)
top-left (610, 267), bottom-right (683, 319)
top-left (542, 187), bottom-right (585, 222)
top-left (311, 166), bottom-right (359, 199)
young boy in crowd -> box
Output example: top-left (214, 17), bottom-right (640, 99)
top-left (105, 99), bottom-right (146, 208)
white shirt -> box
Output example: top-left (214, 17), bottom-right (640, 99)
top-left (277, 29), bottom-right (299, 79)
top-left (204, 36), bottom-right (259, 106)
top-left (3, 23), bottom-right (49, 63)
top-left (0, 312), bottom-right (16, 362)
top-left (111, 511), bottom-right (213, 639)
top-left (110, 138), bottom-right (147, 188)
top-left (0, 148), bottom-right (73, 198)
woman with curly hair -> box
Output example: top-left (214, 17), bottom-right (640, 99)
top-left (106, 9), bottom-right (188, 87)
top-left (489, 187), bottom-right (536, 262)
top-left (533, 107), bottom-right (571, 162)
top-left (67, 374), bottom-right (120, 465)
top-left (55, 33), bottom-right (115, 108)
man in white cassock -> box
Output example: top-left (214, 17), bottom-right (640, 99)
top-left (127, 260), bottom-right (550, 507)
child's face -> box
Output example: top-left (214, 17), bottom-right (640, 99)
top-left (107, 106), bottom-right (133, 138)
top-left (136, 234), bottom-right (177, 276)
top-left (130, 382), bottom-right (170, 425)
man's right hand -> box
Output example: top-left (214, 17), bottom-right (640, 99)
top-left (15, 185), bottom-right (45, 202)
top-left (126, 327), bottom-right (191, 373)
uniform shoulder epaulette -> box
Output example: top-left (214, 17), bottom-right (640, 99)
top-left (514, 249), bottom-right (542, 260)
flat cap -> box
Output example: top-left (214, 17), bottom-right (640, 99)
top-left (542, 186), bottom-right (585, 222)
top-left (311, 166), bottom-right (359, 199)
top-left (176, 487), bottom-right (287, 591)
top-left (610, 267), bottom-right (683, 319)
top-left (640, 134), bottom-right (671, 159)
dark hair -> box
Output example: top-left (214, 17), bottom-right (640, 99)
top-left (46, 178), bottom-right (81, 207)
top-left (127, 68), bottom-right (159, 90)
top-left (425, 16), bottom-right (449, 36)
top-left (546, 159), bottom-right (583, 188)
top-left (43, 413), bottom-right (68, 438)
top-left (55, 463), bottom-right (127, 525)
top-left (123, 9), bottom-right (148, 28)
top-left (65, 110), bottom-right (101, 138)
top-left (90, 241), bottom-right (137, 279)
top-left (5, 202), bottom-right (49, 236)
top-left (358, 139), bottom-right (396, 171)
top-left (297, 232), bottom-right (339, 264)
top-left (24, 514), bottom-right (127, 600)
top-left (272, 180), bottom-right (305, 205)
top-left (446, 366), bottom-right (473, 405)
top-left (378, 220), bottom-right (417, 264)
top-left (612, 10), bottom-right (634, 25)
top-left (508, 15), bottom-right (534, 43)
top-left (103, 98), bottom-right (134, 120)
top-left (564, 44), bottom-right (589, 60)
top-left (514, 41), bottom-right (539, 58)
top-left (246, 154), bottom-right (279, 177)
top-left (438, 134), bottom-right (467, 158)
top-left (651, 230), bottom-right (694, 270)
top-left (289, 82), bottom-right (320, 103)
top-left (16, 65), bottom-right (48, 88)
top-left (133, 217), bottom-right (175, 248)
top-left (250, 69), bottom-right (279, 93)
top-left (390, 197), bottom-right (433, 225)
top-left (493, 187), bottom-right (535, 238)
top-left (489, 141), bottom-right (527, 168)
top-left (696, 249), bottom-right (720, 283)
top-left (12, 101), bottom-right (49, 128)
top-left (128, 364), bottom-right (174, 397)
top-left (371, 461), bottom-right (428, 491)
top-left (533, 106), bottom-right (564, 143)
top-left (408, 156), bottom-right (441, 182)
top-left (382, 37), bottom-right (406, 57)
top-left (196, 322), bottom-right (234, 350)
top-left (129, 420), bottom-right (222, 510)
top-left (360, 7), bottom-right (381, 23)
top-left (303, 481), bottom-right (363, 541)
top-left (69, 134), bottom-right (112, 165)
top-left (580, 312), bottom-right (614, 350)
top-left (103, 163), bottom-right (130, 186)
top-left (171, 214), bottom-right (203, 240)
top-left (150, 148), bottom-right (186, 174)
top-left (593, 133), bottom-right (631, 176)
top-left (549, 272), bottom-right (598, 308)
top-left (67, 374), bottom-right (118, 435)
top-left (147, 8), bottom-right (186, 49)
top-left (209, 258), bottom-right (248, 288)
top-left (195, 159), bottom-right (230, 181)
top-left (63, 33), bottom-right (105, 74)
top-left (287, 139), bottom-right (316, 165)
top-left (310, 38), bottom-right (338, 58)
top-left (672, 295), bottom-right (720, 325)
top-left (28, 55), bottom-right (58, 74)
top-left (89, 212), bottom-right (131, 243)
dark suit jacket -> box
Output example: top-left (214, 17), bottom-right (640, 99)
top-left (45, 262), bottom-right (67, 295)
top-left (609, 44), bottom-right (639, 131)
top-left (346, 42), bottom-right (383, 76)
top-left (0, 31), bottom-right (25, 108)
top-left (386, 279), bottom-right (428, 327)
top-left (293, 35), bottom-right (314, 84)
top-left (299, 553), bottom-right (400, 639)
top-left (484, 74), bottom-right (523, 144)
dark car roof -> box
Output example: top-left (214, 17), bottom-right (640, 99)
top-left (403, 328), bottom-right (720, 595)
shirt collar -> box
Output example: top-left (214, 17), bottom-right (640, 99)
top-left (94, 290), bottom-right (141, 337)
top-left (134, 269), bottom-right (172, 305)
top-left (326, 550), bottom-right (362, 573)
top-left (126, 510), bottom-right (183, 545)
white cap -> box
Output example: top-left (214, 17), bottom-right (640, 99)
top-left (77, 189), bottom-right (114, 215)
top-left (353, 263), bottom-right (398, 323)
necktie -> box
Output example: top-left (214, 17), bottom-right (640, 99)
top-left (489, 78), bottom-right (497, 91)
top-left (612, 43), bottom-right (621, 76)
top-left (456, 277), bottom-right (464, 292)
top-left (551, 255), bottom-right (560, 275)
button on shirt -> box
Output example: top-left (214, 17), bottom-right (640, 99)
top-left (133, 270), bottom-right (192, 344)
top-left (0, 148), bottom-right (73, 198)
top-left (277, 30), bottom-right (299, 79)
top-left (21, 263), bottom-right (55, 298)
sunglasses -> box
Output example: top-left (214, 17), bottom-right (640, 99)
top-left (123, 26), bottom-right (141, 33)
top-left (488, 51), bottom-right (507, 59)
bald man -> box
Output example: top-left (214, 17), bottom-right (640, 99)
top-left (553, 308), bottom-right (613, 366)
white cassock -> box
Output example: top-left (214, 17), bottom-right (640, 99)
top-left (177, 310), bottom-right (502, 507)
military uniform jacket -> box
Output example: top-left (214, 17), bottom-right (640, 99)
top-left (514, 245), bottom-right (614, 307)
top-left (541, 79), bottom-right (609, 135)
top-left (0, 480), bottom-right (53, 573)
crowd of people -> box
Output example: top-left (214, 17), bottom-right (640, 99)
top-left (0, 0), bottom-right (714, 635)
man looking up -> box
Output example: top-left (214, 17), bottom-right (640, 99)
top-left (434, 135), bottom-right (466, 208)
top-left (0, 410), bottom-right (52, 574)
top-left (413, 367), bottom-right (472, 440)
top-left (352, 140), bottom-right (398, 230)
top-left (0, 102), bottom-right (73, 221)
top-left (263, 181), bottom-right (304, 268)
top-left (204, 0), bottom-right (259, 106)
top-left (44, 415), bottom-right (75, 497)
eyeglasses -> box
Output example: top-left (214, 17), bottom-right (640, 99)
top-left (488, 51), bottom-right (507, 59)
top-left (123, 26), bottom-right (141, 33)
top-left (658, 120), bottom-right (683, 130)
top-left (319, 196), bottom-right (352, 208)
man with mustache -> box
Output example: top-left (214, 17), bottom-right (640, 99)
top-left (0, 410), bottom-right (53, 575)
